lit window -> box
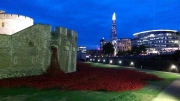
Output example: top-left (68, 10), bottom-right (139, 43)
top-left (2, 22), bottom-right (4, 27)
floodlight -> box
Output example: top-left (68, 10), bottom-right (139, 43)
top-left (98, 59), bottom-right (100, 62)
top-left (110, 60), bottom-right (113, 64)
top-left (171, 65), bottom-right (176, 69)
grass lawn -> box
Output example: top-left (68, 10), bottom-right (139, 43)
top-left (0, 62), bottom-right (179, 101)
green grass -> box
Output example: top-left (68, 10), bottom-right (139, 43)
top-left (0, 62), bottom-right (179, 101)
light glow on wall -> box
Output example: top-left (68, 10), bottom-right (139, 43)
top-left (130, 62), bottom-right (134, 65)
top-left (110, 60), bottom-right (113, 64)
top-left (98, 59), bottom-right (100, 62)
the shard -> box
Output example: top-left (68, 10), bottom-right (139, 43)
top-left (111, 12), bottom-right (117, 41)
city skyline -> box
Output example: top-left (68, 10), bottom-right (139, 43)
top-left (1, 0), bottom-right (180, 49)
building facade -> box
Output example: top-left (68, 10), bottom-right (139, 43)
top-left (77, 46), bottom-right (87, 61)
top-left (100, 38), bottom-right (108, 50)
top-left (132, 29), bottom-right (180, 53)
top-left (78, 46), bottom-right (87, 53)
top-left (117, 38), bottom-right (131, 52)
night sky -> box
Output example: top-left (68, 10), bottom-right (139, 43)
top-left (1, 0), bottom-right (180, 49)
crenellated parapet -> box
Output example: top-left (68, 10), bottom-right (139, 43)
top-left (0, 14), bottom-right (33, 21)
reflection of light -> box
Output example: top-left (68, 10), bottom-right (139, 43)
top-left (110, 60), bottom-right (113, 64)
top-left (130, 62), bottom-right (134, 65)
top-left (90, 59), bottom-right (92, 61)
top-left (93, 59), bottom-right (95, 61)
top-left (119, 61), bottom-right (122, 64)
top-left (98, 59), bottom-right (100, 62)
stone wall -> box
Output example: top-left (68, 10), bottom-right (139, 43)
top-left (52, 27), bottom-right (77, 73)
top-left (0, 35), bottom-right (11, 69)
top-left (0, 24), bottom-right (78, 79)
top-left (0, 24), bottom-right (51, 78)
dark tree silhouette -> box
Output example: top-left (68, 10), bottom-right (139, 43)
top-left (131, 45), bottom-right (146, 55)
top-left (172, 50), bottom-right (180, 61)
top-left (131, 46), bottom-right (139, 54)
top-left (139, 45), bottom-right (146, 54)
top-left (102, 42), bottom-right (114, 55)
top-left (117, 50), bottom-right (126, 56)
top-left (117, 50), bottom-right (131, 56)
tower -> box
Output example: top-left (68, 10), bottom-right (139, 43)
top-left (111, 12), bottom-right (118, 56)
top-left (111, 12), bottom-right (117, 41)
top-left (0, 11), bottom-right (33, 35)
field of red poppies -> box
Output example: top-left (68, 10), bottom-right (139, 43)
top-left (0, 62), bottom-right (163, 91)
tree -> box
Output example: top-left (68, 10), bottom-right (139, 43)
top-left (131, 46), bottom-right (139, 54)
top-left (139, 45), bottom-right (146, 54)
top-left (131, 45), bottom-right (146, 55)
top-left (172, 50), bottom-right (180, 61)
top-left (117, 50), bottom-right (131, 56)
top-left (102, 42), bottom-right (114, 55)
top-left (117, 50), bottom-right (126, 56)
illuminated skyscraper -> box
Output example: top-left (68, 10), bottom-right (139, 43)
top-left (111, 12), bottom-right (118, 55)
top-left (111, 12), bottom-right (117, 41)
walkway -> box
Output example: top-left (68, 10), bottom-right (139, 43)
top-left (151, 78), bottom-right (180, 101)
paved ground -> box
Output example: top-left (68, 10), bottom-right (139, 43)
top-left (151, 77), bottom-right (180, 101)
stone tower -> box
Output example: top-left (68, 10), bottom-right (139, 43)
top-left (0, 11), bottom-right (33, 35)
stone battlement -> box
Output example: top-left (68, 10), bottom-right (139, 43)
top-left (54, 27), bottom-right (78, 37)
top-left (0, 14), bottom-right (33, 21)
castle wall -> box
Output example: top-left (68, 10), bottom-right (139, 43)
top-left (0, 23), bottom-right (77, 79)
top-left (53, 27), bottom-right (77, 73)
top-left (0, 35), bottom-right (12, 69)
top-left (68, 30), bottom-right (78, 72)
top-left (0, 24), bottom-right (51, 78)
top-left (0, 14), bottom-right (33, 35)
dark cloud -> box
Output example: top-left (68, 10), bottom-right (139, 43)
top-left (1, 0), bottom-right (180, 49)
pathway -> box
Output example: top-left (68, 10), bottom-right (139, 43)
top-left (151, 78), bottom-right (180, 101)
